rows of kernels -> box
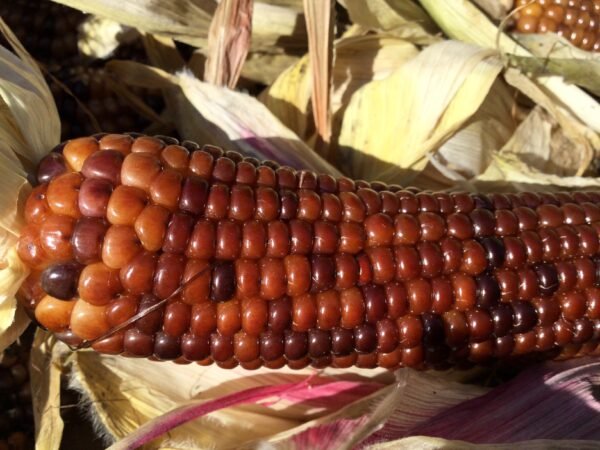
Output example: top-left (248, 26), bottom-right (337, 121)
top-left (16, 133), bottom-right (600, 369)
top-left (513, 0), bottom-right (600, 51)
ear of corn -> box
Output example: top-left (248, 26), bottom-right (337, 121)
top-left (512, 0), bottom-right (600, 52)
top-left (14, 133), bottom-right (600, 369)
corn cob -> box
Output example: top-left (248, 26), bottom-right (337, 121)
top-left (16, 133), bottom-right (600, 370)
top-left (512, 0), bottom-right (600, 51)
top-left (0, 0), bottom-right (84, 63)
top-left (0, 335), bottom-right (34, 450)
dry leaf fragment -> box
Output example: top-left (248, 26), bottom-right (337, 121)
top-left (303, 0), bottom-right (334, 158)
top-left (509, 33), bottom-right (600, 97)
top-left (419, 0), bottom-right (600, 133)
top-left (338, 40), bottom-right (503, 183)
top-left (260, 35), bottom-right (419, 143)
top-left (52, 0), bottom-right (307, 58)
top-left (204, 0), bottom-right (254, 88)
top-left (30, 330), bottom-right (66, 450)
top-left (341, 0), bottom-right (440, 45)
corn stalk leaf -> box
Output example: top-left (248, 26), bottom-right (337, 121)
top-left (260, 35), bottom-right (419, 145)
top-left (303, 0), bottom-right (334, 158)
top-left (204, 0), bottom-right (254, 88)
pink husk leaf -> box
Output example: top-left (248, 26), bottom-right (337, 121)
top-left (204, 0), bottom-right (253, 88)
top-left (108, 377), bottom-right (383, 450)
top-left (362, 358), bottom-right (600, 446)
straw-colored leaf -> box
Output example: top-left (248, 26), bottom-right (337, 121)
top-left (509, 33), bottom-right (600, 97)
top-left (303, 0), bottom-right (334, 158)
top-left (78, 16), bottom-right (141, 59)
top-left (0, 18), bottom-right (63, 352)
top-left (0, 18), bottom-right (60, 167)
top-left (259, 55), bottom-right (312, 140)
top-left (342, 0), bottom-right (440, 45)
top-left (204, 0), bottom-right (254, 88)
top-left (338, 40), bottom-right (503, 183)
top-left (240, 51), bottom-right (302, 85)
top-left (30, 331), bottom-right (65, 450)
top-left (53, 0), bottom-right (306, 56)
top-left (52, 0), bottom-right (215, 47)
top-left (419, 0), bottom-right (600, 134)
top-left (72, 350), bottom-right (391, 448)
top-left (503, 68), bottom-right (598, 176)
top-left (260, 35), bottom-right (419, 142)
top-left (425, 78), bottom-right (516, 185)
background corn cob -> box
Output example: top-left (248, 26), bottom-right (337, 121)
top-left (0, 333), bottom-right (34, 450)
top-left (16, 134), bottom-right (600, 370)
top-left (49, 67), bottom-right (165, 141)
top-left (0, 0), bottom-right (85, 64)
top-left (512, 0), bottom-right (600, 51)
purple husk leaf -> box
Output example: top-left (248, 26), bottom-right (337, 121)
top-left (363, 358), bottom-right (600, 446)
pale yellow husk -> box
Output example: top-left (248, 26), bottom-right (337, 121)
top-left (510, 33), bottom-right (600, 97)
top-left (341, 0), bottom-right (440, 45)
top-left (260, 34), bottom-right (419, 143)
top-left (337, 40), bottom-right (504, 183)
top-left (0, 18), bottom-right (61, 353)
top-left (419, 0), bottom-right (600, 134)
top-left (72, 350), bottom-right (392, 448)
top-left (30, 330), bottom-right (65, 450)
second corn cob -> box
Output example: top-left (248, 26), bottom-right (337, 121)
top-left (512, 0), bottom-right (600, 51)
top-left (16, 133), bottom-right (600, 370)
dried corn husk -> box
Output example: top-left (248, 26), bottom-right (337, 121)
top-left (425, 79), bottom-right (516, 187)
top-left (52, 0), bottom-right (306, 56)
top-left (337, 40), bottom-right (504, 184)
top-left (30, 331), bottom-right (65, 450)
top-left (341, 0), bottom-right (440, 45)
top-left (78, 16), bottom-right (141, 59)
top-left (509, 33), bottom-right (600, 97)
top-left (419, 0), bottom-right (600, 134)
top-left (303, 0), bottom-right (334, 158)
top-left (0, 18), bottom-right (61, 352)
top-left (260, 35), bottom-right (419, 143)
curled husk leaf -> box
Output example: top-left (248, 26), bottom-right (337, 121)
top-left (419, 0), bottom-right (600, 134)
top-left (0, 18), bottom-right (61, 351)
top-left (341, 0), bottom-right (440, 45)
top-left (337, 40), bottom-right (504, 184)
